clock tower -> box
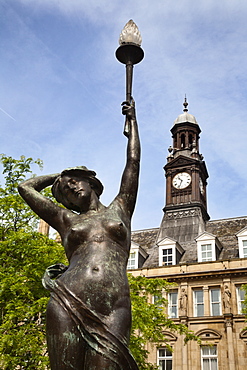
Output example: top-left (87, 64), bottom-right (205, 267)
top-left (157, 98), bottom-right (210, 243)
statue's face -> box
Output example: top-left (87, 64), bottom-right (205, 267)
top-left (60, 175), bottom-right (92, 210)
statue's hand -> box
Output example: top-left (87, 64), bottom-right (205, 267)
top-left (46, 263), bottom-right (68, 279)
top-left (122, 98), bottom-right (136, 121)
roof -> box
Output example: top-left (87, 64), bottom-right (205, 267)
top-left (173, 111), bottom-right (198, 125)
top-left (131, 216), bottom-right (247, 269)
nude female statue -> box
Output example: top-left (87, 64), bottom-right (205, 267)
top-left (18, 101), bottom-right (140, 370)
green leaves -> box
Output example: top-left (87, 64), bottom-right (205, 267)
top-left (0, 230), bottom-right (67, 369)
top-left (0, 155), bottom-right (43, 238)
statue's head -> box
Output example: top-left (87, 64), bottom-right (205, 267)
top-left (52, 166), bottom-right (104, 212)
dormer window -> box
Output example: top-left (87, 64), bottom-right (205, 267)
top-left (201, 244), bottom-right (213, 262)
top-left (236, 227), bottom-right (247, 258)
top-left (158, 237), bottom-right (184, 266)
top-left (196, 232), bottom-right (222, 263)
top-left (127, 242), bottom-right (148, 270)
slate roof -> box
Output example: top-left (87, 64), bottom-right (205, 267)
top-left (131, 216), bottom-right (247, 269)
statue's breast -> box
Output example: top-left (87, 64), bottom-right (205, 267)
top-left (103, 219), bottom-right (128, 241)
top-left (63, 210), bottom-right (129, 254)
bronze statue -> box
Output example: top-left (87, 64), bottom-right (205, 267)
top-left (18, 101), bottom-right (140, 370)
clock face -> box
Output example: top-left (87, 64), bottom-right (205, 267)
top-left (172, 172), bottom-right (191, 189)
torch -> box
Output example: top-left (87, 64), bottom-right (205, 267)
top-left (116, 20), bottom-right (144, 135)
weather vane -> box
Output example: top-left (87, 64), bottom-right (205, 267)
top-left (116, 20), bottom-right (144, 135)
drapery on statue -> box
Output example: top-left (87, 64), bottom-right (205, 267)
top-left (18, 100), bottom-right (140, 370)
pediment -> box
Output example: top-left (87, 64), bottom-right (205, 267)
top-left (195, 231), bottom-right (216, 242)
top-left (161, 331), bottom-right (178, 342)
top-left (196, 329), bottom-right (222, 340)
top-left (157, 237), bottom-right (184, 254)
top-left (165, 155), bottom-right (197, 169)
top-left (236, 226), bottom-right (247, 238)
top-left (195, 232), bottom-right (223, 251)
top-left (157, 236), bottom-right (177, 245)
top-left (240, 329), bottom-right (247, 340)
top-left (130, 241), bottom-right (140, 248)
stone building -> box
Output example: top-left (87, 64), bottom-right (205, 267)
top-left (128, 99), bottom-right (247, 370)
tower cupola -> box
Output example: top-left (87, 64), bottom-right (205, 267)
top-left (170, 98), bottom-right (201, 160)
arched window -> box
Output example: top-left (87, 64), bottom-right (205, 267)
top-left (189, 134), bottom-right (193, 145)
top-left (181, 133), bottom-right (185, 148)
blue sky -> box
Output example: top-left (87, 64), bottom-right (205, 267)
top-left (1, 0), bottom-right (247, 230)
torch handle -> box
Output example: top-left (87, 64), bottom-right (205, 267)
top-left (124, 62), bottom-right (134, 136)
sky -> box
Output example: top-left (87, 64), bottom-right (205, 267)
top-left (1, 0), bottom-right (247, 231)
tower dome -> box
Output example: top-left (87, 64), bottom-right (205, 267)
top-left (173, 97), bottom-right (198, 125)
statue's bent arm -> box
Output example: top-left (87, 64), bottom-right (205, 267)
top-left (18, 173), bottom-right (67, 233)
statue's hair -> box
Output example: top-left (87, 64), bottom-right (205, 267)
top-left (51, 166), bottom-right (103, 212)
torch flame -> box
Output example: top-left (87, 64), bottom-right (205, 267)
top-left (119, 20), bottom-right (142, 46)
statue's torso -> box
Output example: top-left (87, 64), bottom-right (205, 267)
top-left (58, 202), bottom-right (131, 316)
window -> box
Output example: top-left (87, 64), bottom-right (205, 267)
top-left (153, 294), bottom-right (163, 310)
top-left (127, 252), bottom-right (136, 270)
top-left (236, 286), bottom-right (245, 314)
top-left (194, 289), bottom-right (204, 317)
top-left (196, 232), bottom-right (222, 263)
top-left (210, 288), bottom-right (221, 316)
top-left (201, 244), bottom-right (213, 262)
top-left (201, 346), bottom-right (218, 370)
top-left (162, 248), bottom-right (173, 266)
top-left (243, 240), bottom-right (247, 258)
top-left (168, 292), bottom-right (178, 318)
top-left (157, 348), bottom-right (172, 370)
top-left (127, 242), bottom-right (148, 270)
top-left (158, 237), bottom-right (184, 267)
top-left (236, 227), bottom-right (247, 258)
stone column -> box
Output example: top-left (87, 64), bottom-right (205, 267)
top-left (203, 285), bottom-right (210, 316)
top-left (38, 219), bottom-right (49, 236)
top-left (180, 317), bottom-right (188, 370)
top-left (166, 170), bottom-right (172, 205)
top-left (224, 314), bottom-right (236, 370)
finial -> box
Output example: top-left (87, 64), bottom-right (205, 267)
top-left (183, 95), bottom-right (188, 112)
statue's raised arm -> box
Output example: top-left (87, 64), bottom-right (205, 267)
top-left (116, 99), bottom-right (140, 218)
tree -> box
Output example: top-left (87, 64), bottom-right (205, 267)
top-left (0, 230), bottom-right (66, 369)
top-left (0, 155), bottom-right (43, 239)
top-left (128, 274), bottom-right (198, 370)
top-left (0, 155), bottom-right (66, 369)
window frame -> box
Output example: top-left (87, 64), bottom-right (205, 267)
top-left (157, 347), bottom-right (173, 370)
top-left (127, 251), bottom-right (137, 270)
top-left (201, 345), bottom-right (218, 370)
top-left (201, 243), bottom-right (213, 262)
top-left (168, 291), bottom-right (178, 318)
top-left (209, 288), bottom-right (221, 316)
top-left (236, 286), bottom-right (245, 314)
top-left (161, 247), bottom-right (174, 266)
top-left (194, 289), bottom-right (204, 317)
top-left (236, 227), bottom-right (247, 258)
top-left (157, 237), bottom-right (184, 267)
top-left (127, 242), bottom-right (148, 270)
top-left (196, 232), bottom-right (222, 263)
